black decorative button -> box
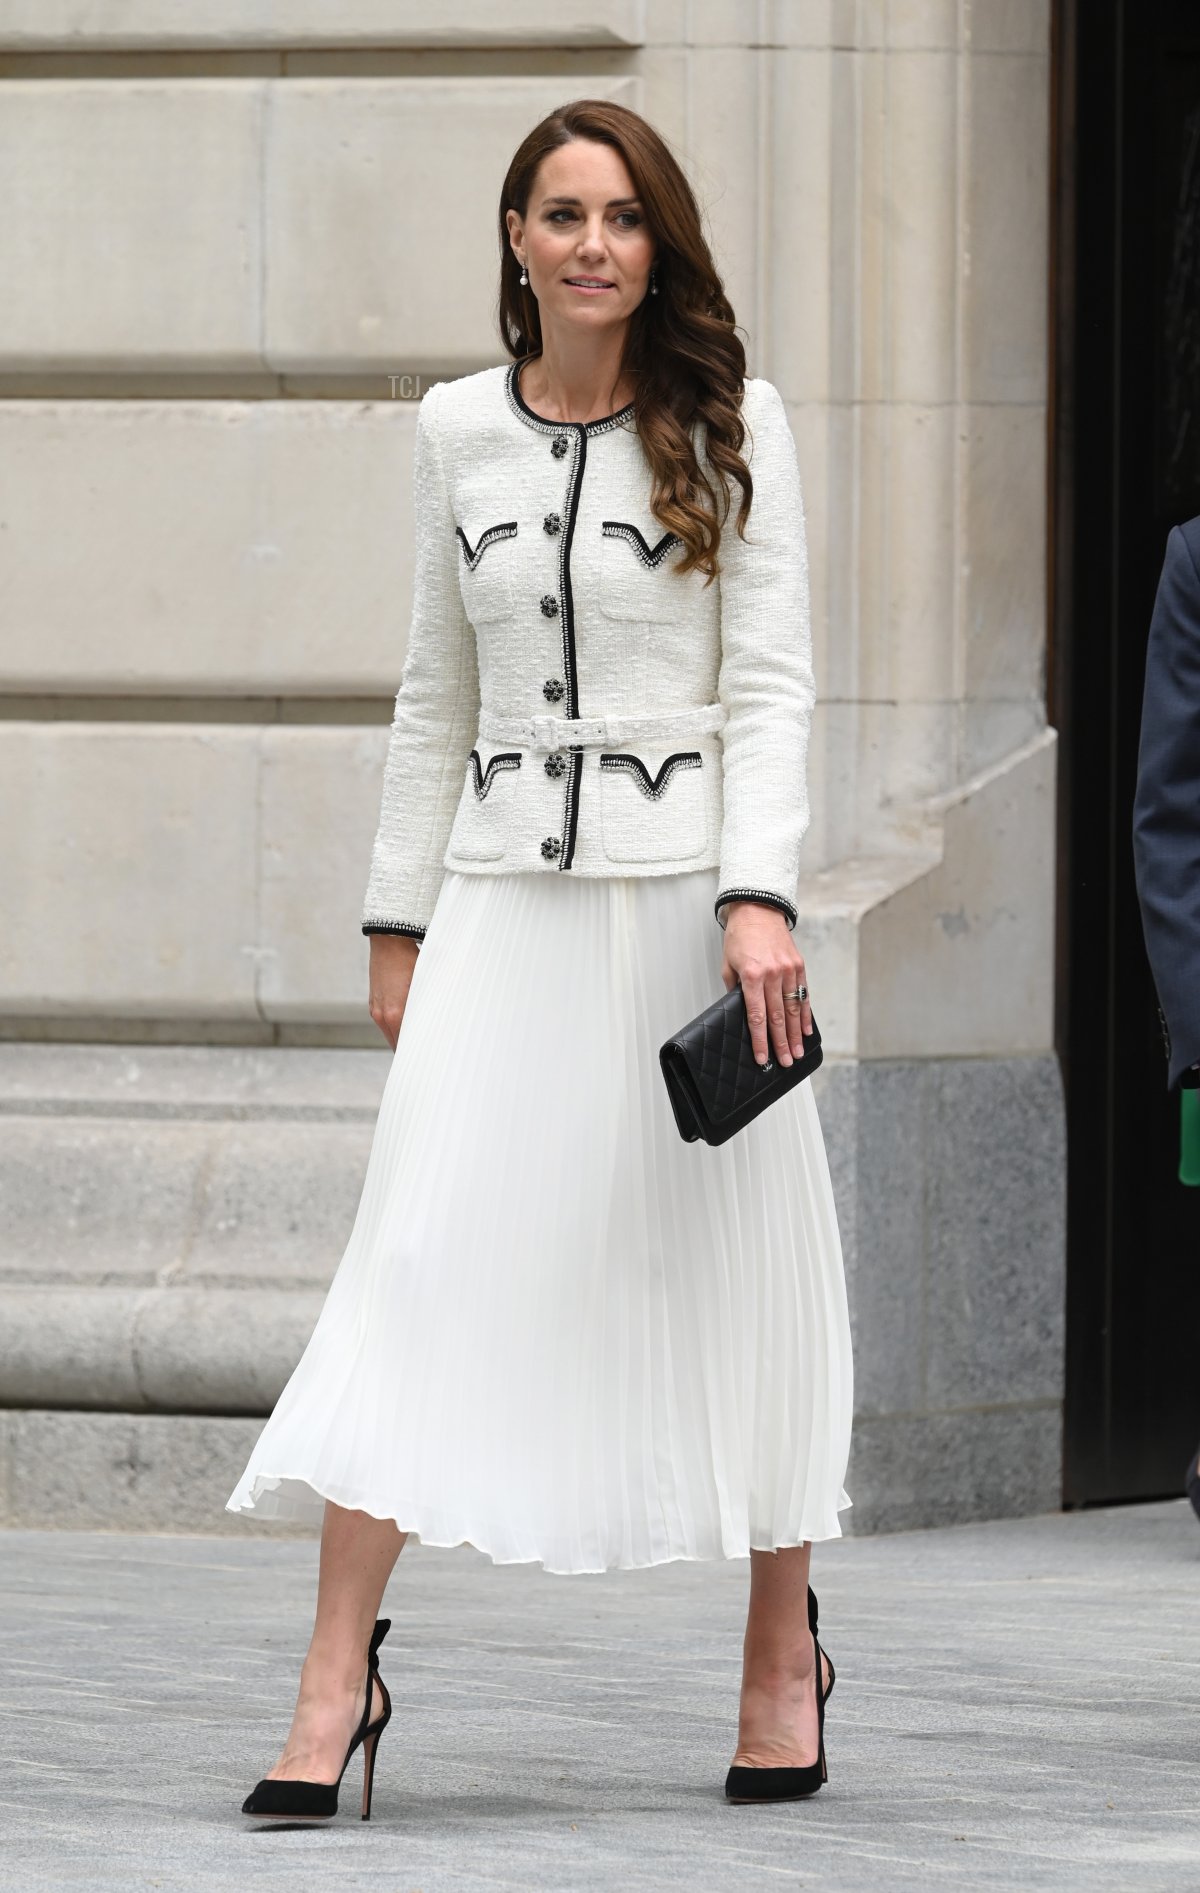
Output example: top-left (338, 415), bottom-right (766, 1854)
top-left (542, 677), bottom-right (565, 702)
top-left (544, 751), bottom-right (567, 778)
top-left (540, 593), bottom-right (559, 618)
top-left (551, 435), bottom-right (569, 459)
top-left (543, 512), bottom-right (562, 535)
top-left (540, 836), bottom-right (562, 860)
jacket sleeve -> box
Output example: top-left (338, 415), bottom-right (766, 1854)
top-left (1131, 521), bottom-right (1200, 1088)
top-left (362, 379), bottom-right (480, 940)
top-left (712, 378), bottom-right (816, 932)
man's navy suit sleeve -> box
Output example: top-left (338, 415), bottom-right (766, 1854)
top-left (1132, 520), bottom-right (1200, 1089)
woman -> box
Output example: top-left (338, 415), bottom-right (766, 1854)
top-left (228, 97), bottom-right (853, 1820)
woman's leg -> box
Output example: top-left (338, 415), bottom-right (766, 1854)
top-left (729, 1545), bottom-right (833, 1769)
top-left (264, 1501), bottom-right (407, 1784)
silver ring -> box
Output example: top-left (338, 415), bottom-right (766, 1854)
top-left (783, 985), bottom-right (808, 1002)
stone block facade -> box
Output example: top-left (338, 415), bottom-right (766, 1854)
top-left (0, 0), bottom-right (1061, 1534)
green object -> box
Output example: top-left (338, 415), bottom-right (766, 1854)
top-left (1181, 1085), bottom-right (1200, 1188)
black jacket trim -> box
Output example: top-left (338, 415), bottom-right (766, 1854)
top-left (468, 749), bottom-right (522, 799)
top-left (599, 751), bottom-right (702, 798)
top-left (601, 521), bottom-right (683, 568)
top-left (714, 887), bottom-right (798, 931)
top-left (504, 357), bottom-right (635, 438)
top-left (362, 920), bottom-right (427, 940)
top-left (456, 521), bottom-right (518, 568)
top-left (560, 437), bottom-right (584, 870)
top-left (501, 359), bottom-right (635, 871)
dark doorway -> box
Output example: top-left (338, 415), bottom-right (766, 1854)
top-left (1054, 0), bottom-right (1200, 1505)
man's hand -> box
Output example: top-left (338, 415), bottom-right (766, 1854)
top-left (367, 932), bottom-right (422, 1051)
top-left (720, 900), bottom-right (814, 1068)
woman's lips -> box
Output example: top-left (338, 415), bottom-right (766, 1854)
top-left (564, 279), bottom-right (616, 294)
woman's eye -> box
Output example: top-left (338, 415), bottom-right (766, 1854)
top-left (546, 209), bottom-right (643, 228)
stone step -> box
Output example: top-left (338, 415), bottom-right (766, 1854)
top-left (2, 1286), bottom-right (325, 1414)
top-left (0, 1042), bottom-right (391, 1412)
top-left (0, 1407), bottom-right (307, 1536)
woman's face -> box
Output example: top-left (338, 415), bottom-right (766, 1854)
top-left (508, 139), bottom-right (657, 329)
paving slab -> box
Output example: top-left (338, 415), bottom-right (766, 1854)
top-left (0, 1499), bottom-right (1196, 1892)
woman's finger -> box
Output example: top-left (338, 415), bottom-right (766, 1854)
top-left (782, 986), bottom-right (806, 1057)
top-left (739, 968), bottom-right (771, 1066)
top-left (765, 967), bottom-right (794, 1067)
top-left (785, 953), bottom-right (812, 1051)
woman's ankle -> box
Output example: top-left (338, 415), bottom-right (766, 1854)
top-left (741, 1637), bottom-right (816, 1679)
top-left (300, 1645), bottom-right (371, 1697)
top-left (740, 1665), bottom-right (815, 1699)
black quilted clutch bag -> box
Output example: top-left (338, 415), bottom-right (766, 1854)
top-left (659, 984), bottom-right (823, 1147)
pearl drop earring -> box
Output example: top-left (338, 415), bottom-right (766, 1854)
top-left (650, 265), bottom-right (658, 296)
top-left (519, 257), bottom-right (528, 286)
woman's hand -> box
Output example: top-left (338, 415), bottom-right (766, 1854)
top-left (720, 901), bottom-right (814, 1068)
top-left (367, 933), bottom-right (422, 1051)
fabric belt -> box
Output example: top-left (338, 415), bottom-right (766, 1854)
top-left (477, 702), bottom-right (728, 752)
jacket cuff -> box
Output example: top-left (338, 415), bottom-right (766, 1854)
top-left (714, 886), bottom-right (798, 931)
top-left (362, 919), bottom-right (427, 941)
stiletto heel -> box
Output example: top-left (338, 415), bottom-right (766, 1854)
top-left (724, 1584), bottom-right (833, 1803)
top-left (242, 1617), bottom-right (393, 1822)
top-left (360, 1725), bottom-right (382, 1820)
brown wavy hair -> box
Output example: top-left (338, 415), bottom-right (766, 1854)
top-left (497, 99), bottom-right (756, 586)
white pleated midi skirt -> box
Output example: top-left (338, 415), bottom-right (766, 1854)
top-left (226, 863), bottom-right (854, 1574)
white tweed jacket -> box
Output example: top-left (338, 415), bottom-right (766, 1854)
top-left (362, 359), bottom-right (815, 940)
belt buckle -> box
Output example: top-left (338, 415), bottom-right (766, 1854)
top-left (529, 714), bottom-right (556, 750)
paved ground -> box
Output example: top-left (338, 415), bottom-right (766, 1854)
top-left (1, 1499), bottom-right (1196, 1892)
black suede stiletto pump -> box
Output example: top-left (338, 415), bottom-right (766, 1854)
top-left (724, 1585), bottom-right (835, 1803)
top-left (242, 1617), bottom-right (393, 1822)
